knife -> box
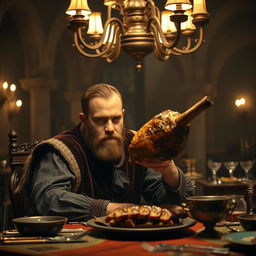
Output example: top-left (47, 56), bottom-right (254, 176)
top-left (1, 237), bottom-right (86, 244)
top-left (1, 230), bottom-right (90, 244)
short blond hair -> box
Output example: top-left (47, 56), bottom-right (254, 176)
top-left (81, 83), bottom-right (123, 114)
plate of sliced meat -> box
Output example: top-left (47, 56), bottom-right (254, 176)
top-left (87, 205), bottom-right (196, 233)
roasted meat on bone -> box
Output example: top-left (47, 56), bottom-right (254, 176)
top-left (105, 205), bottom-right (179, 228)
top-left (129, 96), bottom-right (214, 162)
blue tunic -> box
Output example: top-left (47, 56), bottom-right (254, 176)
top-left (27, 126), bottom-right (193, 221)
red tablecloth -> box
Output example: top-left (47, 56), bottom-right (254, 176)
top-left (0, 222), bottom-right (247, 256)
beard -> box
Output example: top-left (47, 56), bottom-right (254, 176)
top-left (83, 126), bottom-right (125, 162)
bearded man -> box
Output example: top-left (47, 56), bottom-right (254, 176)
top-left (25, 83), bottom-right (193, 221)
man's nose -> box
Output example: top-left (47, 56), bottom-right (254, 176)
top-left (105, 120), bottom-right (114, 132)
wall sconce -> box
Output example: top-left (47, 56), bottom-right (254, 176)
top-left (235, 97), bottom-right (247, 119)
top-left (0, 81), bottom-right (23, 120)
top-left (235, 97), bottom-right (246, 108)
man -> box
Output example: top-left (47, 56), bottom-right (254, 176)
top-left (25, 83), bottom-right (193, 221)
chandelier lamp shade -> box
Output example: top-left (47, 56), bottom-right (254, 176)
top-left (66, 0), bottom-right (209, 70)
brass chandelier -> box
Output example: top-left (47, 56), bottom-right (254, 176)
top-left (66, 0), bottom-right (209, 71)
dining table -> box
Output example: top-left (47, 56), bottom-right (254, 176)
top-left (0, 219), bottom-right (255, 256)
top-left (196, 179), bottom-right (255, 197)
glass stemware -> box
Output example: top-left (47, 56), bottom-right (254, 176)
top-left (207, 159), bottom-right (222, 184)
top-left (240, 160), bottom-right (255, 180)
top-left (224, 161), bottom-right (238, 178)
top-left (240, 160), bottom-right (255, 214)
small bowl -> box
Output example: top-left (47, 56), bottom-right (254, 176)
top-left (238, 214), bottom-right (256, 231)
top-left (12, 216), bottom-right (67, 236)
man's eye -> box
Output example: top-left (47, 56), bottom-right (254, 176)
top-left (112, 116), bottom-right (121, 123)
top-left (94, 118), bottom-right (105, 125)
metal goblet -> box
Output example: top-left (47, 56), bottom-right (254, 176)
top-left (186, 195), bottom-right (235, 238)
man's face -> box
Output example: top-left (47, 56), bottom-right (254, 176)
top-left (81, 93), bottom-right (125, 162)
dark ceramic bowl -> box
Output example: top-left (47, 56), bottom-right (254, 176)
top-left (12, 216), bottom-right (67, 236)
top-left (238, 214), bottom-right (256, 231)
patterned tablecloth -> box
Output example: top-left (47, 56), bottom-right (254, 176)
top-left (0, 222), bottom-right (252, 256)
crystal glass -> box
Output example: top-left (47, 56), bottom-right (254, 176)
top-left (224, 161), bottom-right (238, 178)
top-left (240, 160), bottom-right (255, 180)
top-left (207, 159), bottom-right (222, 184)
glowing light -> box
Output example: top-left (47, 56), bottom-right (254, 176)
top-left (16, 99), bottom-right (22, 108)
top-left (10, 83), bottom-right (16, 92)
top-left (235, 97), bottom-right (246, 107)
top-left (2, 81), bottom-right (8, 90)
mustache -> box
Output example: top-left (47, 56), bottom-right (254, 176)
top-left (99, 136), bottom-right (122, 142)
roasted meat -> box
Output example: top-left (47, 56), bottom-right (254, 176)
top-left (104, 205), bottom-right (188, 228)
top-left (129, 96), bottom-right (213, 162)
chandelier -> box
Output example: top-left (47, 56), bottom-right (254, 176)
top-left (66, 0), bottom-right (209, 71)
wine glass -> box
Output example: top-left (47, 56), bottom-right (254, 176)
top-left (240, 160), bottom-right (255, 180)
top-left (207, 159), bottom-right (222, 184)
top-left (240, 160), bottom-right (255, 214)
top-left (224, 161), bottom-right (238, 178)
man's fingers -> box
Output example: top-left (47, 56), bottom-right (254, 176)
top-left (135, 160), bottom-right (173, 168)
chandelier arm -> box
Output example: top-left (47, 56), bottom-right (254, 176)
top-left (181, 36), bottom-right (192, 51)
top-left (151, 23), bottom-right (172, 60)
top-left (99, 17), bottom-right (124, 45)
top-left (76, 18), bottom-right (124, 51)
top-left (170, 36), bottom-right (191, 55)
top-left (170, 49), bottom-right (182, 56)
top-left (154, 44), bottom-right (172, 61)
top-left (103, 18), bottom-right (124, 42)
top-left (107, 1), bottom-right (123, 18)
top-left (74, 30), bottom-right (113, 58)
top-left (148, 17), bottom-right (181, 49)
top-left (106, 28), bottom-right (122, 62)
top-left (97, 25), bottom-right (121, 59)
top-left (173, 26), bottom-right (204, 54)
top-left (77, 28), bottom-right (100, 50)
top-left (150, 21), bottom-right (180, 56)
top-left (146, 0), bottom-right (157, 18)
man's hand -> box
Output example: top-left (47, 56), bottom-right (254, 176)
top-left (135, 160), bottom-right (180, 188)
top-left (106, 202), bottom-right (134, 215)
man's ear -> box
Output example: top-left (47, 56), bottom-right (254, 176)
top-left (122, 108), bottom-right (125, 116)
top-left (79, 112), bottom-right (86, 123)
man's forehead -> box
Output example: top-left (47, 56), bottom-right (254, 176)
top-left (88, 94), bottom-right (123, 115)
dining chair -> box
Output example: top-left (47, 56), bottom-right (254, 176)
top-left (8, 129), bottom-right (41, 218)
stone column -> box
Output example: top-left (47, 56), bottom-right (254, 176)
top-left (65, 91), bottom-right (83, 125)
top-left (20, 77), bottom-right (58, 141)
